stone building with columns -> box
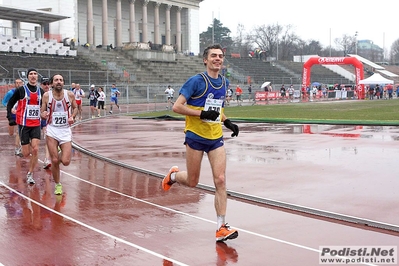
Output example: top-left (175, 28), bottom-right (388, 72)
top-left (0, 0), bottom-right (203, 55)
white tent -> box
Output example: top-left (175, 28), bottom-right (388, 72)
top-left (359, 73), bottom-right (394, 84)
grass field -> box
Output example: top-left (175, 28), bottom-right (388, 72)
top-left (137, 99), bottom-right (399, 125)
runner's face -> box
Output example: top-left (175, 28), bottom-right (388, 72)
top-left (15, 80), bottom-right (23, 88)
top-left (52, 75), bottom-right (64, 91)
top-left (28, 71), bottom-right (38, 85)
top-left (41, 83), bottom-right (50, 92)
top-left (204, 49), bottom-right (224, 72)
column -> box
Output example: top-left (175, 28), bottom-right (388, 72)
top-left (116, 0), bottom-right (122, 47)
top-left (165, 5), bottom-right (171, 45)
top-left (87, 0), bottom-right (94, 45)
top-left (102, 0), bottom-right (108, 46)
top-left (129, 0), bottom-right (136, 43)
top-left (154, 2), bottom-right (161, 45)
top-left (13, 21), bottom-right (21, 37)
top-left (176, 7), bottom-right (182, 52)
top-left (142, 0), bottom-right (149, 43)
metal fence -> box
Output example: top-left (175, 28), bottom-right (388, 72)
top-left (0, 80), bottom-right (183, 119)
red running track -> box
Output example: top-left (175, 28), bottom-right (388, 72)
top-left (0, 112), bottom-right (398, 265)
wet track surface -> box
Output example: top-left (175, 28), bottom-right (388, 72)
top-left (0, 113), bottom-right (398, 265)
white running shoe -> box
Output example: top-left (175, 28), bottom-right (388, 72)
top-left (43, 158), bottom-right (51, 169)
top-left (26, 172), bottom-right (35, 184)
top-left (14, 146), bottom-right (23, 157)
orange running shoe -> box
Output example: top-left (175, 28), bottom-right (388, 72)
top-left (216, 223), bottom-right (238, 242)
top-left (162, 166), bottom-right (179, 191)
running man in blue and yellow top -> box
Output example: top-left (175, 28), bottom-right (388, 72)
top-left (162, 44), bottom-right (239, 242)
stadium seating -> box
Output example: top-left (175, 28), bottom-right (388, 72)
top-left (0, 41), bottom-right (10, 52)
top-left (0, 35), bottom-right (76, 56)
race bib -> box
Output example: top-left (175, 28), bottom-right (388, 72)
top-left (51, 111), bottom-right (68, 127)
top-left (26, 105), bottom-right (40, 119)
top-left (203, 98), bottom-right (223, 123)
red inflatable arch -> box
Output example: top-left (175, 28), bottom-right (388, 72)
top-left (301, 57), bottom-right (365, 99)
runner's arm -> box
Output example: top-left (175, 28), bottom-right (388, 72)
top-left (6, 88), bottom-right (20, 120)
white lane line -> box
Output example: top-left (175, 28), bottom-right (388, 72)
top-left (59, 169), bottom-right (377, 265)
top-left (0, 181), bottom-right (188, 266)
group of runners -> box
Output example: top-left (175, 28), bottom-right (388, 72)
top-left (3, 44), bottom-right (242, 243)
top-left (73, 83), bottom-right (121, 118)
top-left (4, 71), bottom-right (122, 196)
top-left (5, 70), bottom-right (77, 196)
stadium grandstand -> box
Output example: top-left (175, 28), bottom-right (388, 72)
top-left (0, 1), bottom-right (398, 104)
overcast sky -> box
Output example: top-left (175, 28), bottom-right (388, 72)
top-left (199, 0), bottom-right (397, 52)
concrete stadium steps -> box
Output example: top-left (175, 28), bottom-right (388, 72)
top-left (0, 53), bottom-right (92, 71)
top-left (225, 57), bottom-right (294, 85)
top-left (0, 53), bottom-right (105, 85)
top-left (77, 48), bottom-right (205, 84)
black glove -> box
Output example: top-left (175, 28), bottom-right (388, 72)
top-left (8, 119), bottom-right (17, 126)
top-left (200, 110), bottom-right (220, 121)
top-left (224, 119), bottom-right (239, 137)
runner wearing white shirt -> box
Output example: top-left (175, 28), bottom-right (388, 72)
top-left (287, 85), bottom-right (295, 102)
top-left (97, 87), bottom-right (106, 117)
top-left (165, 85), bottom-right (175, 109)
top-left (73, 84), bottom-right (85, 120)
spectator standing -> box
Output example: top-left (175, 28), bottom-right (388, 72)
top-left (312, 86), bottom-right (317, 99)
top-left (109, 83), bottom-right (121, 114)
top-left (70, 38), bottom-right (76, 50)
top-left (248, 84), bottom-right (252, 101)
top-left (301, 86), bottom-right (307, 100)
top-left (161, 44), bottom-right (239, 242)
top-left (387, 84), bottom-right (393, 99)
top-left (375, 84), bottom-right (381, 99)
top-left (280, 84), bottom-right (286, 102)
top-left (368, 85), bottom-right (375, 100)
top-left (287, 85), bottom-right (294, 102)
top-left (322, 85), bottom-right (327, 98)
top-left (6, 68), bottom-right (45, 184)
top-left (40, 74), bottom-right (78, 195)
top-left (235, 85), bottom-right (243, 106)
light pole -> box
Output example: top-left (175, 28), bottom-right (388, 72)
top-left (355, 31), bottom-right (358, 55)
top-left (276, 40), bottom-right (279, 61)
top-left (212, 12), bottom-right (214, 44)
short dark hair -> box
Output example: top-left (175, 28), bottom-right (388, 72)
top-left (202, 44), bottom-right (224, 65)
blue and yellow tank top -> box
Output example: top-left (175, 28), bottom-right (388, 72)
top-left (180, 72), bottom-right (228, 140)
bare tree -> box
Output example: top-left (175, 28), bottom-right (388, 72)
top-left (390, 38), bottom-right (399, 64)
top-left (278, 25), bottom-right (301, 60)
top-left (250, 23), bottom-right (283, 60)
top-left (334, 34), bottom-right (356, 56)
